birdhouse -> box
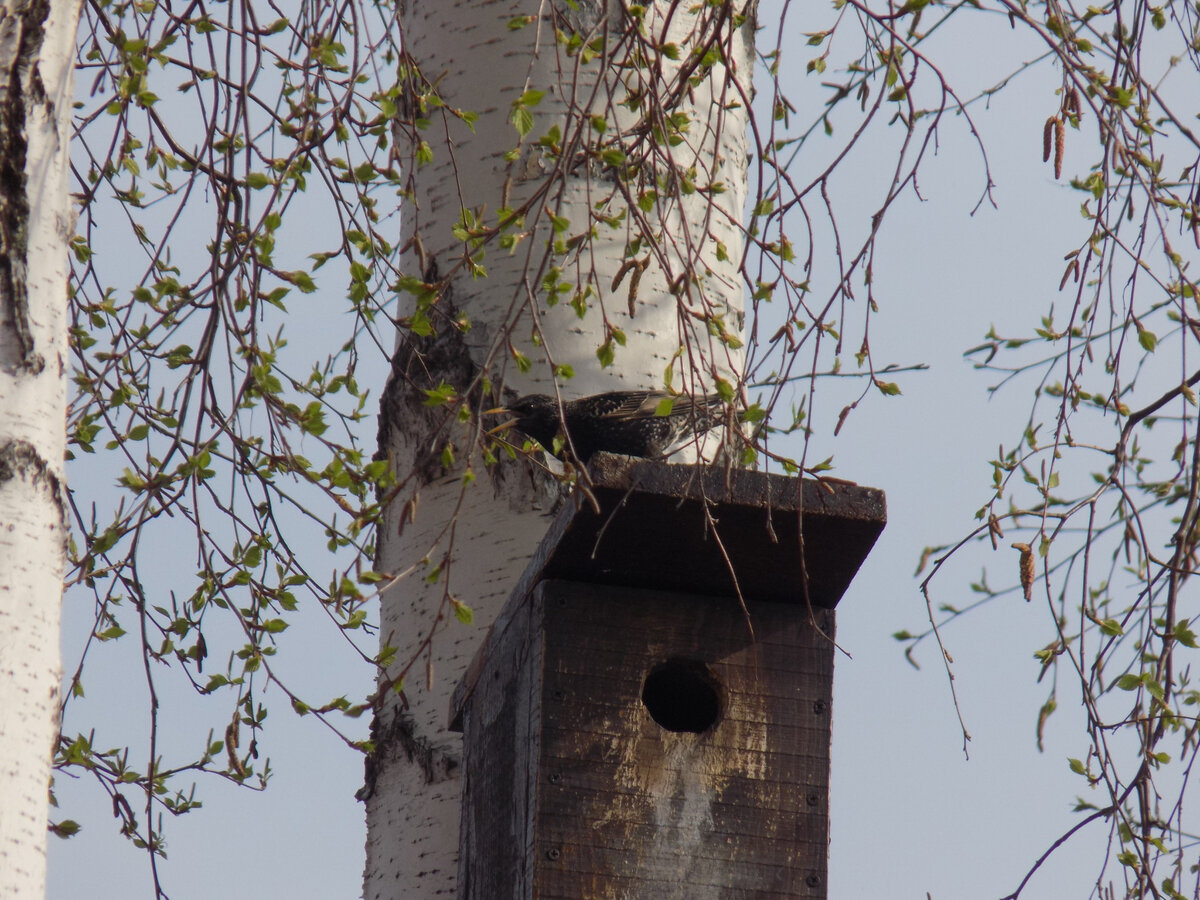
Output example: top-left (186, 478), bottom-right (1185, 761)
top-left (450, 454), bottom-right (886, 899)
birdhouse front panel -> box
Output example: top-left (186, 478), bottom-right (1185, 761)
top-left (532, 579), bottom-right (835, 900)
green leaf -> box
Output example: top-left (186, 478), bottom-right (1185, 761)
top-left (409, 310), bottom-right (433, 337)
top-left (284, 270), bottom-right (317, 293)
top-left (204, 675), bottom-right (229, 692)
top-left (423, 382), bottom-right (458, 406)
top-left (600, 148), bottom-right (626, 167)
top-left (1143, 676), bottom-right (1165, 701)
top-left (1109, 86), bottom-right (1134, 109)
top-left (49, 820), bottom-right (82, 839)
top-left (740, 403), bottom-right (766, 423)
top-left (510, 106), bottom-right (534, 137)
top-left (1174, 620), bottom-right (1198, 648)
top-left (1097, 618), bottom-right (1124, 636)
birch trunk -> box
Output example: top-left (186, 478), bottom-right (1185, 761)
top-left (0, 0), bottom-right (80, 895)
top-left (365, 2), bottom-right (753, 895)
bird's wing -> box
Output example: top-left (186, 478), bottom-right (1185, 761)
top-left (593, 390), bottom-right (665, 419)
top-left (601, 391), bottom-right (722, 420)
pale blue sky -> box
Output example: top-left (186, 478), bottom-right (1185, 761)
top-left (49, 2), bottom-right (1189, 898)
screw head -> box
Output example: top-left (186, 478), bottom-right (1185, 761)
top-left (545, 847), bottom-right (561, 862)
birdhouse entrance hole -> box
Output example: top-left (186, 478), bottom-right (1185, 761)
top-left (641, 658), bottom-right (721, 734)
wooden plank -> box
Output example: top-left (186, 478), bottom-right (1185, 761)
top-left (538, 849), bottom-right (824, 899)
top-left (457, 587), bottom-right (544, 900)
top-left (531, 580), bottom-right (833, 899)
top-left (544, 454), bottom-right (886, 609)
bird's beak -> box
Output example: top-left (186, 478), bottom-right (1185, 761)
top-left (480, 408), bottom-right (513, 436)
top-left (485, 417), bottom-right (519, 436)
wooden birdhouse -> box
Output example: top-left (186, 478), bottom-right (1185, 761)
top-left (450, 454), bottom-right (886, 899)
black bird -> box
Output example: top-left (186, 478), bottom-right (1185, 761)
top-left (487, 390), bottom-right (727, 461)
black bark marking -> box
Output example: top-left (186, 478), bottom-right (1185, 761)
top-left (359, 707), bottom-right (460, 802)
top-left (0, 0), bottom-right (51, 374)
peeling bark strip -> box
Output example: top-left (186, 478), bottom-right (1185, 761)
top-left (375, 288), bottom-right (480, 486)
top-left (360, 708), bottom-right (460, 803)
top-left (0, 0), bottom-right (50, 374)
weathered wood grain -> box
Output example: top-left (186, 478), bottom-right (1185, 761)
top-left (458, 581), bottom-right (837, 899)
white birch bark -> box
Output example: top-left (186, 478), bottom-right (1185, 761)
top-left (0, 0), bottom-right (80, 896)
top-left (366, 2), bottom-right (753, 896)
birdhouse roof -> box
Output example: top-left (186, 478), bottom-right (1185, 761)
top-left (536, 453), bottom-right (886, 608)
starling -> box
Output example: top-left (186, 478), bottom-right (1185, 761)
top-left (487, 390), bottom-right (727, 461)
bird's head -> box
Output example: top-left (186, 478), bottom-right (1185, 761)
top-left (485, 394), bottom-right (561, 450)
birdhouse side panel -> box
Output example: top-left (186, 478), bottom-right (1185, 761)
top-left (458, 588), bottom-right (546, 900)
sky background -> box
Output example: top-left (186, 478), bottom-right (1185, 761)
top-left (47, 1), bottom-right (1189, 898)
